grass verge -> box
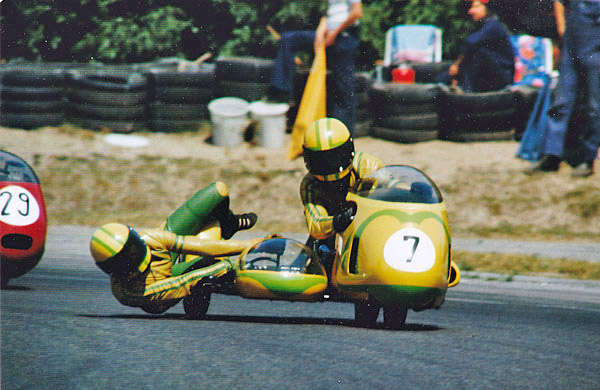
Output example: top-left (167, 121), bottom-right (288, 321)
top-left (454, 250), bottom-right (600, 280)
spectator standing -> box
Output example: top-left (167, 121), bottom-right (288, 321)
top-left (268, 0), bottom-right (362, 135)
top-left (437, 0), bottom-right (515, 92)
top-left (526, 0), bottom-right (600, 177)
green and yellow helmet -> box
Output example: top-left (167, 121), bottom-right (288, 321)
top-left (90, 223), bottom-right (151, 277)
top-left (302, 118), bottom-right (355, 182)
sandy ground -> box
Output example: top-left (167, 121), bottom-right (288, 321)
top-left (1, 124), bottom-right (599, 240)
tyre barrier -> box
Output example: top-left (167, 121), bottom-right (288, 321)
top-left (368, 82), bottom-right (441, 143)
top-left (66, 69), bottom-right (148, 133)
top-left (146, 64), bottom-right (215, 132)
top-left (511, 84), bottom-right (541, 141)
top-left (0, 67), bottom-right (66, 129)
top-left (0, 61), bottom-right (541, 146)
top-left (215, 57), bottom-right (273, 102)
top-left (438, 86), bottom-right (518, 142)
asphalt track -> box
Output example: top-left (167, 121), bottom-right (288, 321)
top-left (2, 226), bottom-right (600, 389)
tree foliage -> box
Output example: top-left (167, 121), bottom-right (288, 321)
top-left (0, 0), bottom-right (479, 67)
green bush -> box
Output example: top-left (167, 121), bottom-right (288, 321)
top-left (0, 0), bottom-right (474, 66)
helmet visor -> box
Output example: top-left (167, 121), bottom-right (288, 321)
top-left (97, 228), bottom-right (148, 276)
top-left (303, 138), bottom-right (354, 177)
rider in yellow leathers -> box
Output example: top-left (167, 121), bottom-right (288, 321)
top-left (300, 118), bottom-right (383, 273)
top-left (90, 181), bottom-right (260, 314)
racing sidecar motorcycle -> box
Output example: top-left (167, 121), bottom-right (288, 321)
top-left (183, 165), bottom-right (460, 328)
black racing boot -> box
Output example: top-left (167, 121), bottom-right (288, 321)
top-left (524, 155), bottom-right (561, 174)
top-left (221, 212), bottom-right (258, 239)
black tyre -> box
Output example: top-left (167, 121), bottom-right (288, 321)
top-left (183, 287), bottom-right (211, 319)
top-left (1, 99), bottom-right (64, 113)
top-left (148, 102), bottom-right (208, 120)
top-left (1, 85), bottom-right (63, 101)
top-left (1, 111), bottom-right (64, 129)
top-left (369, 83), bottom-right (440, 117)
top-left (69, 101), bottom-right (146, 120)
top-left (217, 80), bottom-right (269, 102)
top-left (153, 86), bottom-right (214, 104)
top-left (68, 88), bottom-right (148, 106)
top-left (369, 82), bottom-right (441, 105)
top-left (215, 56), bottom-right (274, 83)
top-left (147, 119), bottom-right (203, 133)
top-left (378, 112), bottom-right (439, 129)
top-left (383, 304), bottom-right (408, 330)
top-left (67, 70), bottom-right (148, 92)
top-left (439, 87), bottom-right (516, 112)
top-left (410, 61), bottom-right (452, 83)
top-left (147, 66), bottom-right (216, 87)
top-left (371, 126), bottom-right (438, 143)
top-left (0, 69), bottom-right (65, 87)
top-left (354, 296), bottom-right (380, 327)
top-left (449, 108), bottom-right (516, 131)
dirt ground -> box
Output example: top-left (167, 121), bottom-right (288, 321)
top-left (1, 124), bottom-right (599, 241)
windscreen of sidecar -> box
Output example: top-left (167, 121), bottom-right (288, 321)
top-left (242, 238), bottom-right (320, 273)
top-left (355, 165), bottom-right (443, 204)
top-left (0, 151), bottom-right (39, 184)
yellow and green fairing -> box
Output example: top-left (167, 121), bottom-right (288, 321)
top-left (234, 238), bottom-right (328, 301)
top-left (332, 166), bottom-right (460, 311)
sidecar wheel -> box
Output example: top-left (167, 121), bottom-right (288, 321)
top-left (383, 305), bottom-right (408, 330)
top-left (354, 297), bottom-right (380, 327)
top-left (183, 287), bottom-right (211, 319)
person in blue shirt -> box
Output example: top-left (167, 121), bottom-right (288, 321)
top-left (437, 0), bottom-right (515, 92)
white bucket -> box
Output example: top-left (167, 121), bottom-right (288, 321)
top-left (249, 101), bottom-right (290, 149)
top-left (208, 97), bottom-right (250, 147)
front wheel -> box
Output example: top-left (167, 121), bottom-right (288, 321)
top-left (383, 304), bottom-right (408, 330)
top-left (183, 286), bottom-right (211, 319)
top-left (354, 296), bottom-right (380, 328)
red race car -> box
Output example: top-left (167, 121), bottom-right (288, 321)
top-left (1, 151), bottom-right (47, 287)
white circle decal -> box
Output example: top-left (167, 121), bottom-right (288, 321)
top-left (383, 228), bottom-right (436, 272)
top-left (0, 185), bottom-right (40, 226)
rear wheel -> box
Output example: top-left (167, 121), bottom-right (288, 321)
top-left (183, 286), bottom-right (211, 319)
top-left (354, 296), bottom-right (380, 328)
top-left (383, 304), bottom-right (408, 330)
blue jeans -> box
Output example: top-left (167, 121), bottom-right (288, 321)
top-left (270, 30), bottom-right (359, 135)
top-left (544, 0), bottom-right (600, 165)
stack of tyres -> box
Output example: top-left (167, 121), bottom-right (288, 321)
top-left (0, 66), bottom-right (66, 129)
top-left (215, 57), bottom-right (273, 102)
top-left (438, 86), bottom-right (518, 142)
top-left (368, 82), bottom-right (441, 143)
top-left (352, 72), bottom-right (374, 137)
top-left (147, 63), bottom-right (215, 132)
top-left (66, 68), bottom-right (148, 133)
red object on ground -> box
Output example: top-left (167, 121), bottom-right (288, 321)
top-left (392, 65), bottom-right (415, 83)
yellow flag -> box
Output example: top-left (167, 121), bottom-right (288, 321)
top-left (287, 46), bottom-right (327, 160)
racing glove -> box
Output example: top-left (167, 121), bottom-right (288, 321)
top-left (332, 202), bottom-right (357, 233)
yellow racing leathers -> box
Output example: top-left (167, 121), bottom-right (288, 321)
top-left (300, 151), bottom-right (384, 240)
top-left (110, 229), bottom-right (259, 314)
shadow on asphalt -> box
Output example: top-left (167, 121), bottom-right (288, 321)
top-left (78, 313), bottom-right (442, 332)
